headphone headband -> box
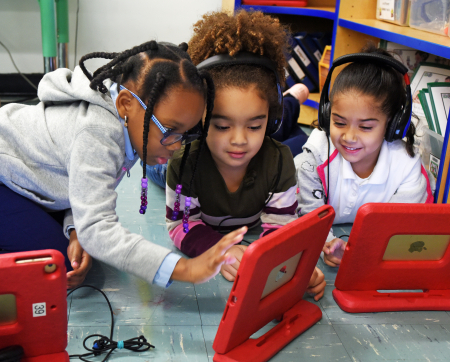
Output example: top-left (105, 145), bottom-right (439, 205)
top-left (197, 52), bottom-right (278, 77)
top-left (196, 52), bottom-right (284, 135)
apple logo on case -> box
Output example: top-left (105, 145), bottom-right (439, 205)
top-left (276, 266), bottom-right (287, 282)
top-left (408, 241), bottom-right (427, 253)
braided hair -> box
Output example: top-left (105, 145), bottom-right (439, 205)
top-left (79, 40), bottom-right (215, 214)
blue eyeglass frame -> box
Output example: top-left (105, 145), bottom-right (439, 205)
top-left (119, 85), bottom-right (201, 146)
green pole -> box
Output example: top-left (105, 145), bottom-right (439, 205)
top-left (37, 0), bottom-right (57, 72)
top-left (37, 0), bottom-right (57, 58)
top-left (56, 0), bottom-right (69, 44)
top-left (56, 0), bottom-right (69, 68)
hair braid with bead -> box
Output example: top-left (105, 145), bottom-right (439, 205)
top-left (79, 40), bottom-right (211, 215)
top-left (171, 70), bottom-right (215, 233)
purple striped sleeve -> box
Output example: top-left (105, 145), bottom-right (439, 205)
top-left (263, 201), bottom-right (298, 215)
top-left (180, 224), bottom-right (224, 258)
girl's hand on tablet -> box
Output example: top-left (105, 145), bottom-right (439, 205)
top-left (220, 245), bottom-right (247, 282)
top-left (172, 227), bottom-right (247, 284)
top-left (323, 238), bottom-right (347, 267)
top-left (307, 267), bottom-right (326, 301)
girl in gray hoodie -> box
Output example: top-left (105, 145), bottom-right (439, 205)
top-left (0, 41), bottom-right (247, 289)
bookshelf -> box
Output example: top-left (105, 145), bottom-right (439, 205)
top-left (223, 0), bottom-right (450, 123)
top-left (335, 0), bottom-right (450, 59)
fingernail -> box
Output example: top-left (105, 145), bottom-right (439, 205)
top-left (72, 261), bottom-right (79, 268)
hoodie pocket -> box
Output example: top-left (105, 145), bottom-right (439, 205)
top-left (10, 179), bottom-right (55, 205)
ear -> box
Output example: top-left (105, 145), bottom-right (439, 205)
top-left (115, 90), bottom-right (135, 119)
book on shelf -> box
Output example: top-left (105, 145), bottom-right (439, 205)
top-left (418, 89), bottom-right (438, 133)
top-left (411, 63), bottom-right (450, 120)
top-left (434, 112), bottom-right (450, 203)
top-left (308, 32), bottom-right (332, 54)
top-left (428, 82), bottom-right (450, 136)
top-left (293, 32), bottom-right (322, 70)
top-left (379, 41), bottom-right (450, 77)
top-left (288, 36), bottom-right (319, 91)
top-left (285, 50), bottom-right (317, 92)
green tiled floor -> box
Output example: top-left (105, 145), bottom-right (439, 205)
top-left (67, 165), bottom-right (450, 361)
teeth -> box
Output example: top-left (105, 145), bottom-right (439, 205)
top-left (345, 146), bottom-right (358, 150)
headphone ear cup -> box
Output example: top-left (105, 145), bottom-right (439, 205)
top-left (385, 111), bottom-right (402, 142)
top-left (266, 98), bottom-right (284, 136)
top-left (265, 117), bottom-right (282, 136)
top-left (319, 102), bottom-right (331, 134)
top-left (265, 118), bottom-right (275, 136)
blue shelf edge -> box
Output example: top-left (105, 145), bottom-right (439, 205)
top-left (239, 5), bottom-right (336, 20)
top-left (303, 99), bottom-right (319, 109)
top-left (339, 19), bottom-right (450, 59)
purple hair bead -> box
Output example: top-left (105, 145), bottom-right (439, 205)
top-left (139, 176), bottom-right (149, 214)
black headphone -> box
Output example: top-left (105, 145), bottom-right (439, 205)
top-left (196, 52), bottom-right (284, 136)
top-left (319, 53), bottom-right (412, 142)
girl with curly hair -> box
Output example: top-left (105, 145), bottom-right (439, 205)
top-left (164, 10), bottom-right (325, 301)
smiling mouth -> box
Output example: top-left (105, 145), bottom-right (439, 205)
top-left (342, 145), bottom-right (362, 151)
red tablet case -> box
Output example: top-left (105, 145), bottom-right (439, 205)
top-left (333, 203), bottom-right (450, 313)
top-left (242, 0), bottom-right (308, 7)
top-left (0, 249), bottom-right (69, 361)
top-left (213, 205), bottom-right (335, 362)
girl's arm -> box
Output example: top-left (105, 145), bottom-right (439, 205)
top-left (388, 159), bottom-right (434, 204)
top-left (295, 149), bottom-right (336, 243)
top-left (295, 148), bottom-right (327, 215)
top-left (68, 124), bottom-right (173, 285)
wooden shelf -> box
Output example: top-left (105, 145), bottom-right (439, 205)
top-left (339, 18), bottom-right (450, 58)
top-left (303, 92), bottom-right (320, 109)
top-left (298, 93), bottom-right (320, 125)
top-left (240, 5), bottom-right (336, 19)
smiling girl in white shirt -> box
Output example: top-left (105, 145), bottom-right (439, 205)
top-left (294, 44), bottom-right (434, 267)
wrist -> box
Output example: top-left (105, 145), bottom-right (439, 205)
top-left (171, 257), bottom-right (191, 283)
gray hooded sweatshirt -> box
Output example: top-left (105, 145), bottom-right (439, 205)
top-left (0, 66), bottom-right (171, 284)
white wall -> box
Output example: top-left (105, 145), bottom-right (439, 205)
top-left (0, 0), bottom-right (222, 74)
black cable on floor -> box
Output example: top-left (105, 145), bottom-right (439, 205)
top-left (67, 285), bottom-right (155, 361)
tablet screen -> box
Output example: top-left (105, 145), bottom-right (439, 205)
top-left (0, 294), bottom-right (17, 325)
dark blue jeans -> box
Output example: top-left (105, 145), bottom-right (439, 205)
top-left (0, 184), bottom-right (72, 271)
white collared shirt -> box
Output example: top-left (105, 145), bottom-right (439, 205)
top-left (331, 140), bottom-right (422, 224)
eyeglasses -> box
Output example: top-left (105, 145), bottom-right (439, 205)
top-left (119, 85), bottom-right (202, 146)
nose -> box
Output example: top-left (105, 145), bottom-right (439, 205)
top-left (342, 126), bottom-right (357, 143)
top-left (230, 127), bottom-right (247, 146)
